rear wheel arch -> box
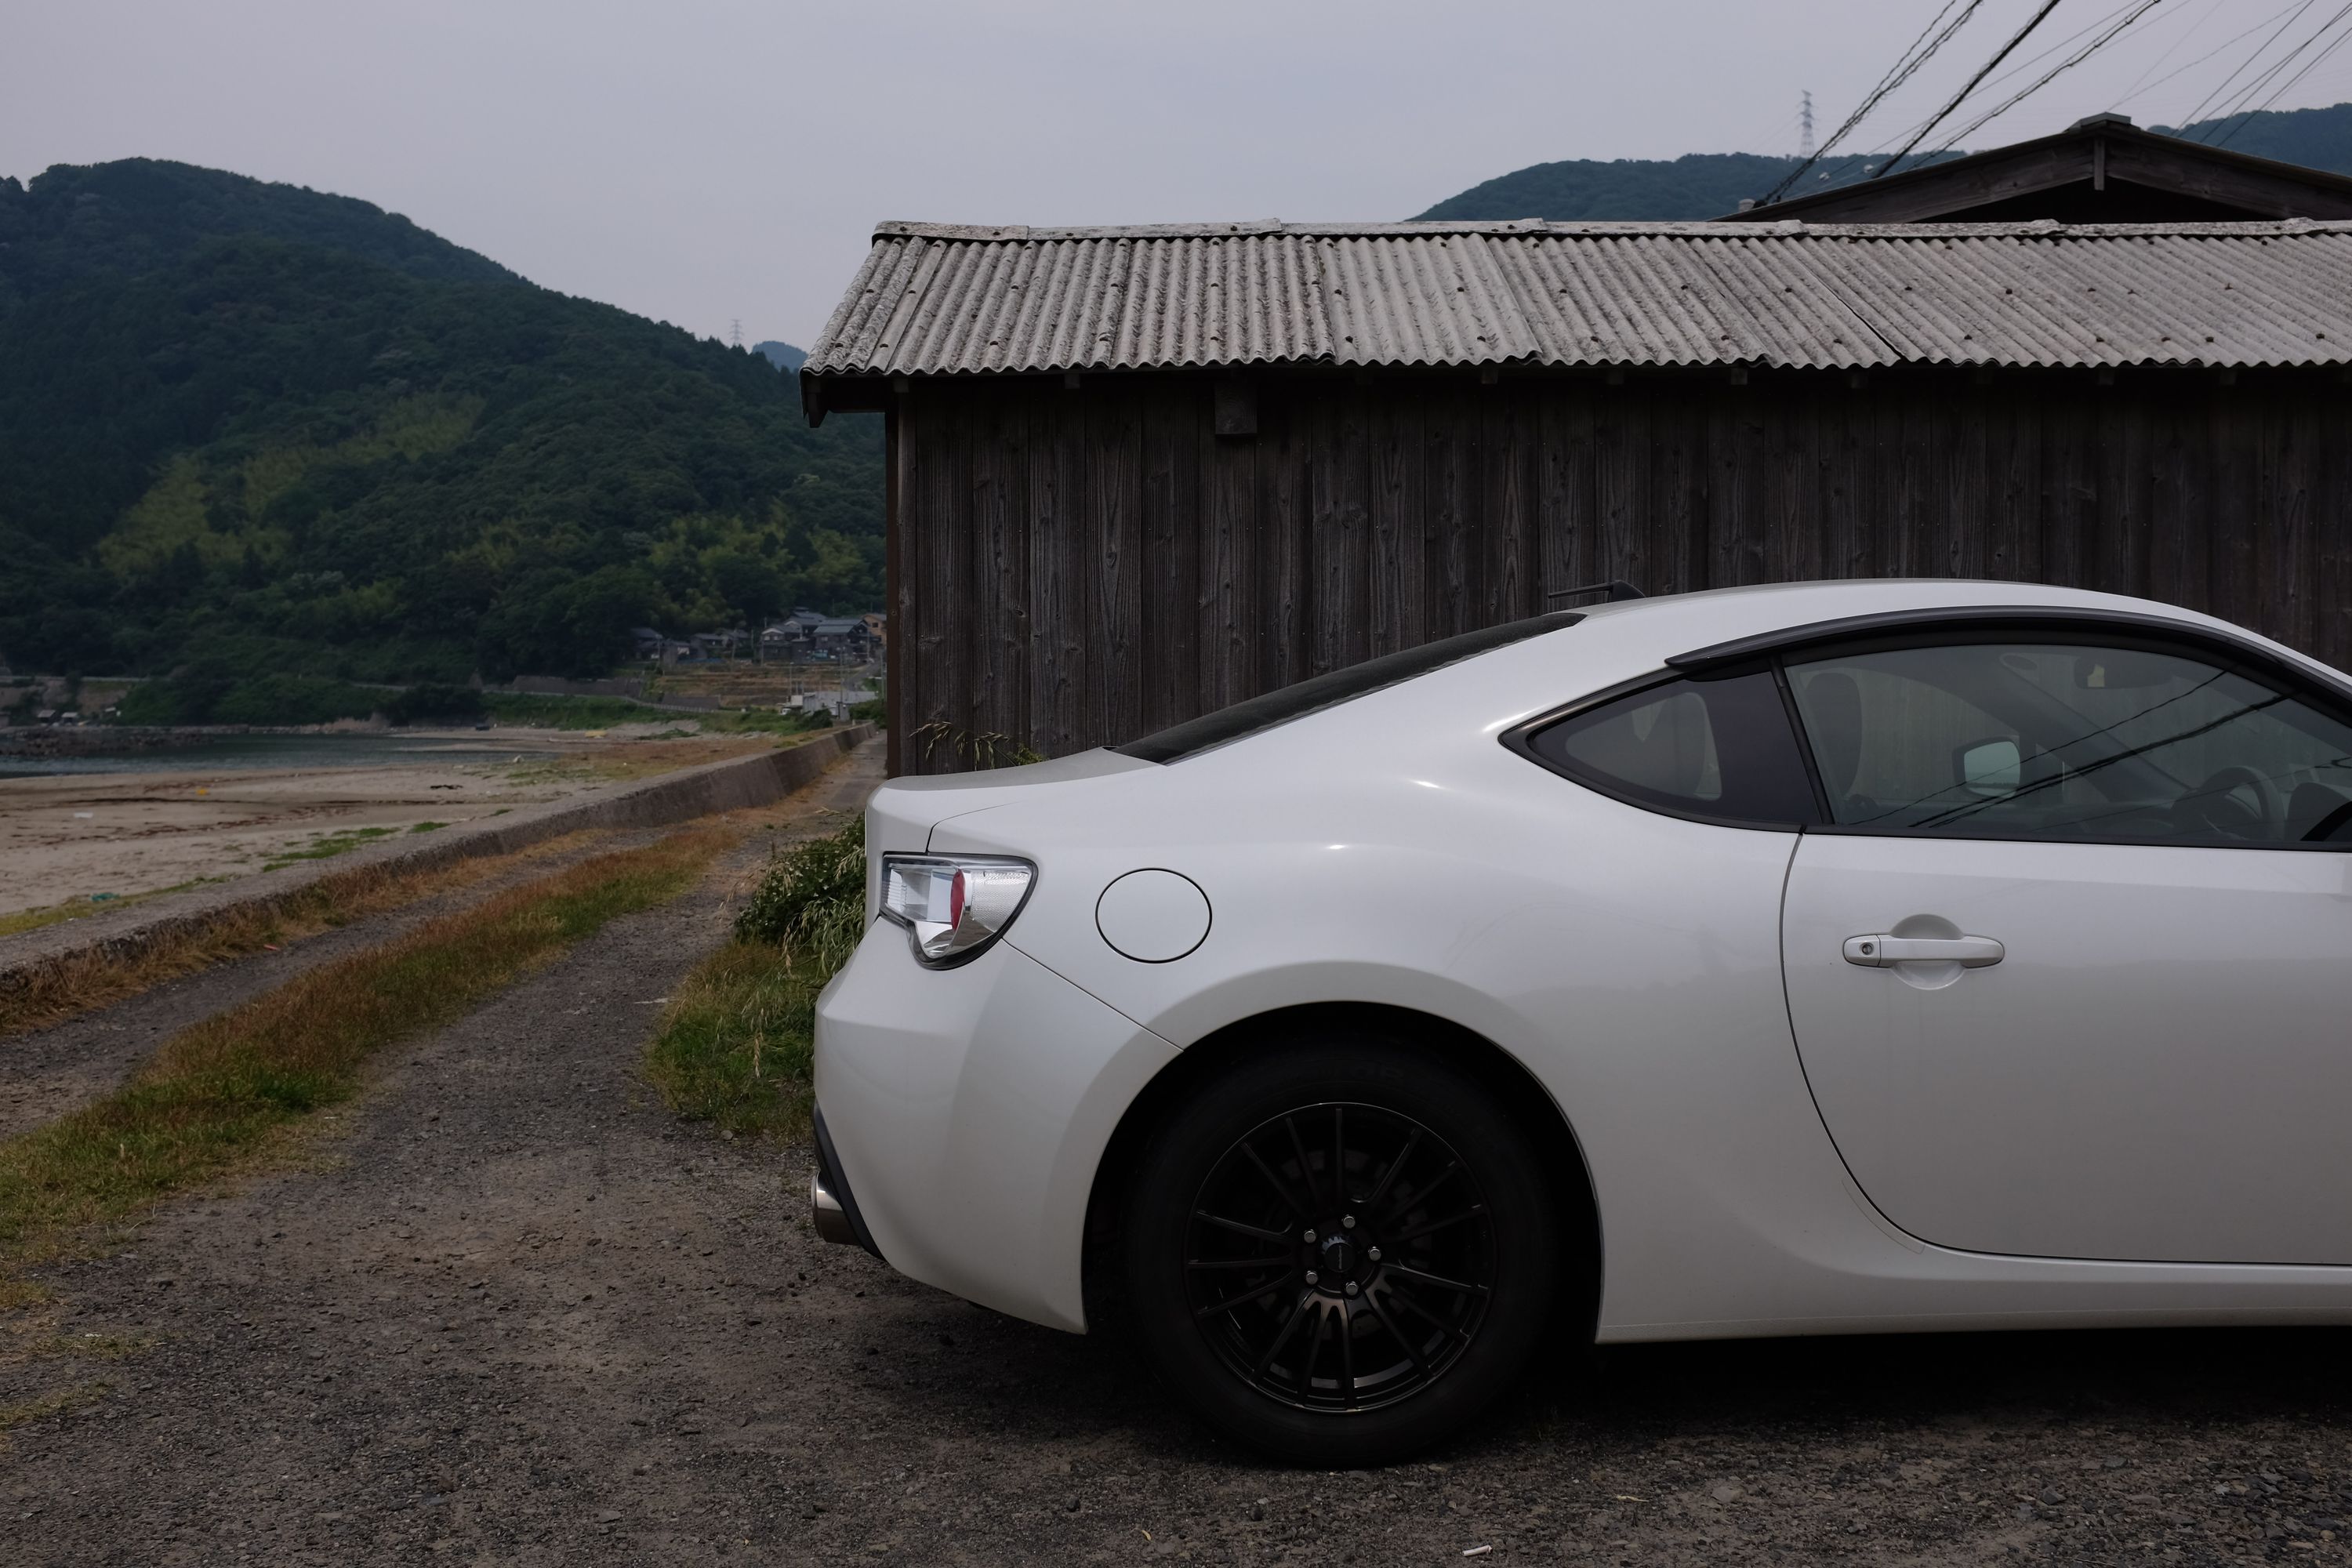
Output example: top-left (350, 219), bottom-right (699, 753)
top-left (1080, 1001), bottom-right (1602, 1345)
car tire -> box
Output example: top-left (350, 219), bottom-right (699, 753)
top-left (1120, 1031), bottom-right (1563, 1466)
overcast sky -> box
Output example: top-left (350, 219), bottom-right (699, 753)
top-left (9, 1), bottom-right (2350, 347)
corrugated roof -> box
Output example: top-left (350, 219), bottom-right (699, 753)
top-left (804, 219), bottom-right (2352, 379)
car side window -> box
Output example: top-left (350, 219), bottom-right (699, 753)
top-left (1523, 667), bottom-right (1820, 828)
top-left (1783, 639), bottom-right (2352, 847)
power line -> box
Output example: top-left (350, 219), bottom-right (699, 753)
top-left (2112, 0), bottom-right (2308, 112)
top-left (1870, 0), bottom-right (2070, 179)
top-left (1834, 0), bottom-right (2153, 164)
top-left (2198, 0), bottom-right (2352, 139)
top-left (1929, 0), bottom-right (2172, 154)
top-left (2113, 0), bottom-right (2235, 101)
top-left (1756, 0), bottom-right (1985, 204)
top-left (2201, 3), bottom-right (2352, 140)
top-left (2169, 0), bottom-right (2318, 132)
top-left (1778, 1), bottom-right (2149, 194)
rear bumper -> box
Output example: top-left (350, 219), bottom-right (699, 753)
top-left (810, 1106), bottom-right (880, 1254)
top-left (812, 921), bottom-right (1180, 1332)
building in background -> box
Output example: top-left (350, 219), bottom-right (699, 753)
top-left (802, 150), bottom-right (2352, 776)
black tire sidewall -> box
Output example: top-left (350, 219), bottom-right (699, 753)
top-left (1121, 1033), bottom-right (1561, 1466)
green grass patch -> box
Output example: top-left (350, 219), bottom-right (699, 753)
top-left (260, 825), bottom-right (398, 871)
top-left (409, 820), bottom-right (445, 833)
top-left (0, 826), bottom-right (731, 1270)
top-left (644, 818), bottom-right (865, 1139)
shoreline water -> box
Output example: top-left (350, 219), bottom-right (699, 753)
top-left (0, 728), bottom-right (768, 919)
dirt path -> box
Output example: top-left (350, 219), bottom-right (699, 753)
top-left (0, 827), bottom-right (652, 1142)
top-left (5, 746), bottom-right (2352, 1563)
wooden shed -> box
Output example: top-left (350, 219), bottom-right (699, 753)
top-left (800, 217), bottom-right (2352, 775)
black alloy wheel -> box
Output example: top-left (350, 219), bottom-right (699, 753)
top-left (1184, 1102), bottom-right (1495, 1413)
top-left (1122, 1035), bottom-right (1563, 1465)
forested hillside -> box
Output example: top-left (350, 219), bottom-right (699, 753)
top-left (1417, 101), bottom-right (2352, 221)
top-left (0, 160), bottom-right (881, 686)
top-left (1414, 151), bottom-right (1952, 222)
top-left (2152, 100), bottom-right (2352, 172)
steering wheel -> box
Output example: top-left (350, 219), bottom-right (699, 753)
top-left (2173, 764), bottom-right (2280, 841)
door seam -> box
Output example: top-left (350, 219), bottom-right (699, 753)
top-left (1777, 829), bottom-right (1930, 1254)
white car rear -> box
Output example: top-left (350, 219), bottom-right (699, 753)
top-left (812, 579), bottom-right (2352, 1464)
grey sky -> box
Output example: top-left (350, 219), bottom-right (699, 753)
top-left (9, 1), bottom-right (2348, 347)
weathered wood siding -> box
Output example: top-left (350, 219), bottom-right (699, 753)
top-left (888, 368), bottom-right (2352, 774)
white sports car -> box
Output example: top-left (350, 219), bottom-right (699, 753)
top-left (810, 579), bottom-right (2352, 1465)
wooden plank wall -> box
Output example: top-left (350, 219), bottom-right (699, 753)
top-left (891, 368), bottom-right (2352, 773)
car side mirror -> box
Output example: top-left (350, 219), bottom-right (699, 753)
top-left (1955, 737), bottom-right (2022, 798)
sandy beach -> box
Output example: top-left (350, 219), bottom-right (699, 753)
top-left (0, 726), bottom-right (767, 923)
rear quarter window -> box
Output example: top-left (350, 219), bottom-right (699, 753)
top-left (1514, 667), bottom-right (1820, 829)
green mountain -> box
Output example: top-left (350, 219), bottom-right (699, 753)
top-left (1417, 102), bottom-right (2352, 222)
top-left (0, 159), bottom-right (881, 689)
top-left (1413, 151), bottom-right (1955, 222)
top-left (2154, 100), bottom-right (2352, 172)
top-left (754, 340), bottom-right (807, 372)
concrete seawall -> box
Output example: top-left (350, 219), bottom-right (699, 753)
top-left (0, 725), bottom-right (872, 1000)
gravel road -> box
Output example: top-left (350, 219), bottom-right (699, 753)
top-left (0, 826), bottom-right (660, 1143)
top-left (6, 753), bottom-right (2352, 1563)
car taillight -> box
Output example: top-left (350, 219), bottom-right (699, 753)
top-left (878, 853), bottom-right (1035, 967)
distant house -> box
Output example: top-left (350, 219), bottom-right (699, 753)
top-left (813, 618), bottom-right (870, 658)
top-left (630, 627), bottom-right (666, 659)
top-left (860, 612), bottom-right (887, 652)
top-left (759, 621), bottom-right (804, 654)
top-left (692, 629), bottom-right (746, 660)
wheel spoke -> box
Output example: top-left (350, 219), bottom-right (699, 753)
top-left (1386, 1279), bottom-right (1471, 1339)
top-left (1192, 1210), bottom-right (1292, 1246)
top-left (1381, 1261), bottom-right (1484, 1295)
top-left (1363, 1284), bottom-right (1429, 1377)
top-left (1299, 1298), bottom-right (1327, 1393)
top-left (1360, 1127), bottom-right (1421, 1215)
top-left (1251, 1288), bottom-right (1315, 1374)
top-left (1239, 1140), bottom-right (1307, 1219)
top-left (1384, 1204), bottom-right (1486, 1246)
top-left (1333, 1105), bottom-right (1347, 1209)
top-left (1403, 1160), bottom-right (1465, 1214)
top-left (1338, 1298), bottom-right (1356, 1406)
top-left (1194, 1271), bottom-right (1298, 1319)
top-left (1182, 1101), bottom-right (1496, 1416)
top-left (1283, 1115), bottom-right (1322, 1214)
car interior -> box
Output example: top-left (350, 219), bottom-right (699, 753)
top-left (1788, 639), bottom-right (2352, 845)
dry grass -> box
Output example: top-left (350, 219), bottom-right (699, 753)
top-left (0, 824), bottom-right (733, 1272)
top-left (0, 828), bottom-right (609, 1040)
top-left (574, 733), bottom-right (783, 783)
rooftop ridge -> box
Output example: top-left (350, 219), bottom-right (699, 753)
top-left (871, 217), bottom-right (2352, 242)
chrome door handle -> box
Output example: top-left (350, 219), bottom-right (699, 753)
top-left (1843, 935), bottom-right (2005, 968)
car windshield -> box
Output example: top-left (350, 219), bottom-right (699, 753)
top-left (1113, 612), bottom-right (1585, 764)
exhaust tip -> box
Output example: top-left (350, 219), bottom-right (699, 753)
top-left (811, 1168), bottom-right (858, 1245)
